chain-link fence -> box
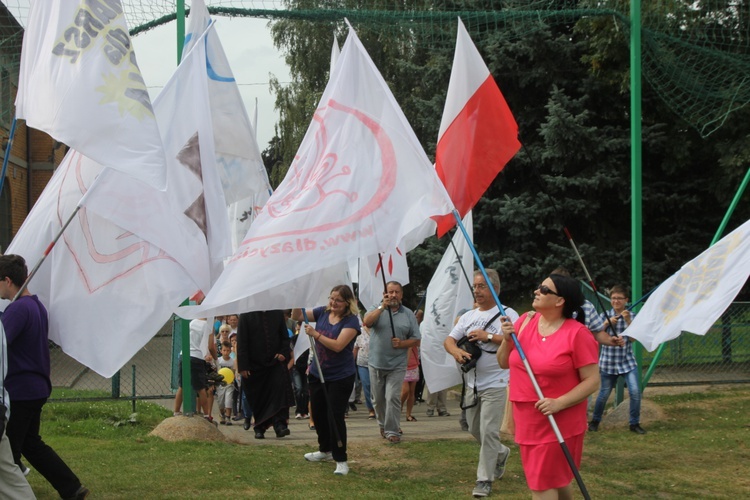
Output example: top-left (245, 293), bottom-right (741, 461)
top-left (49, 316), bottom-right (181, 402)
top-left (582, 285), bottom-right (750, 387)
top-left (47, 295), bottom-right (750, 402)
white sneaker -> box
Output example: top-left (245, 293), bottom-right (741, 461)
top-left (334, 461), bottom-right (349, 475)
top-left (304, 451), bottom-right (333, 462)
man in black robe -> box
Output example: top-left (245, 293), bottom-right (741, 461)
top-left (237, 310), bottom-right (295, 439)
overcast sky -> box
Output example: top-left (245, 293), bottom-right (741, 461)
top-left (131, 16), bottom-right (290, 152)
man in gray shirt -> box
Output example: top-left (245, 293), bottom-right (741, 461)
top-left (363, 281), bottom-right (420, 444)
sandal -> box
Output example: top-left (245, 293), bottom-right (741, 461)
top-left (406, 415), bottom-right (417, 422)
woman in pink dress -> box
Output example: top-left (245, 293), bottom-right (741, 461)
top-left (498, 274), bottom-right (599, 499)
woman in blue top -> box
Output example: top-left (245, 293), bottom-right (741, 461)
top-left (292, 284), bottom-right (360, 476)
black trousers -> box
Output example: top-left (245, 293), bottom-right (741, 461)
top-left (6, 398), bottom-right (82, 497)
top-left (308, 373), bottom-right (354, 463)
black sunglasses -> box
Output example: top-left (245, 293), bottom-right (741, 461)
top-left (537, 284), bottom-right (560, 296)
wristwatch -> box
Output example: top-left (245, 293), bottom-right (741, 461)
top-left (377, 305), bottom-right (383, 310)
top-left (486, 333), bottom-right (494, 343)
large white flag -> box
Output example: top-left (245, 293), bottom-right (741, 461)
top-left (420, 212), bottom-right (475, 393)
top-left (5, 151), bottom-right (195, 377)
top-left (626, 218), bottom-right (750, 351)
top-left (15, 0), bottom-right (166, 189)
top-left (184, 0), bottom-right (273, 253)
top-left (357, 248), bottom-right (410, 311)
top-left (82, 26), bottom-right (230, 292)
top-left (184, 0), bottom-right (272, 206)
top-left (180, 25), bottom-right (454, 318)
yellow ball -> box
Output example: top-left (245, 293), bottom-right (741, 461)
top-left (218, 367), bottom-right (234, 385)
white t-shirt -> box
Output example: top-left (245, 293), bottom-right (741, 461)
top-left (189, 319), bottom-right (210, 359)
top-left (448, 305), bottom-right (519, 391)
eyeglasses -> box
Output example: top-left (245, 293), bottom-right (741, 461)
top-left (329, 297), bottom-right (346, 304)
top-left (472, 283), bottom-right (488, 290)
top-left (610, 296), bottom-right (627, 301)
top-left (537, 284), bottom-right (560, 296)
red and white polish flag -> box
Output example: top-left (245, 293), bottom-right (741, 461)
top-left (434, 18), bottom-right (521, 237)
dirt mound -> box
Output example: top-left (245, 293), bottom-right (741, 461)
top-left (598, 398), bottom-right (665, 430)
top-left (149, 415), bottom-right (227, 442)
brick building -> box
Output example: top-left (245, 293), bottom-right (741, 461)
top-left (0, 4), bottom-right (65, 252)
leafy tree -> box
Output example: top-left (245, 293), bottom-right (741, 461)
top-left (268, 3), bottom-right (750, 307)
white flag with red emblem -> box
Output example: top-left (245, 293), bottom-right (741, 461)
top-left (5, 151), bottom-right (195, 377)
top-left (181, 24), bottom-right (453, 318)
top-left (433, 18), bottom-right (520, 237)
top-left (15, 0), bottom-right (166, 189)
top-left (357, 249), bottom-right (410, 310)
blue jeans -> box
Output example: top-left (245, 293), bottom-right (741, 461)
top-left (592, 369), bottom-right (641, 425)
top-left (357, 365), bottom-right (374, 411)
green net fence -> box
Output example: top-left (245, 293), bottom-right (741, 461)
top-left (3, 1), bottom-right (750, 137)
top-left (582, 286), bottom-right (750, 388)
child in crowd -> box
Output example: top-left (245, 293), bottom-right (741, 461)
top-left (216, 341), bottom-right (236, 425)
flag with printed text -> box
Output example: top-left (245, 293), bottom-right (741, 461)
top-left (420, 212), bottom-right (475, 393)
top-left (15, 0), bottom-right (166, 189)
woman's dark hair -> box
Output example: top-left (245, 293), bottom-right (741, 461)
top-left (549, 274), bottom-right (585, 324)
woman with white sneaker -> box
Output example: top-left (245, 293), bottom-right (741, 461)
top-left (292, 285), bottom-right (360, 476)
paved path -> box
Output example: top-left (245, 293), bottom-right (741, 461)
top-left (164, 393), bottom-right (474, 446)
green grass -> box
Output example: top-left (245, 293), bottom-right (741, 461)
top-left (22, 387), bottom-right (750, 498)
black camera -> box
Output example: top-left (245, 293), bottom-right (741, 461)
top-left (461, 356), bottom-right (478, 373)
top-left (457, 336), bottom-right (482, 372)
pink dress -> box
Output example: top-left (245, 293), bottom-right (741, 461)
top-left (508, 313), bottom-right (598, 490)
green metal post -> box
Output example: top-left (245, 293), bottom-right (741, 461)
top-left (175, 1), bottom-right (194, 415)
top-left (627, 0), bottom-right (643, 404)
top-left (642, 167), bottom-right (750, 387)
top-left (131, 364), bottom-right (136, 413)
top-left (176, 0), bottom-right (186, 62)
top-left (111, 370), bottom-right (120, 398)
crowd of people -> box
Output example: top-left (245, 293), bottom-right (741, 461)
top-left (0, 251), bottom-right (648, 499)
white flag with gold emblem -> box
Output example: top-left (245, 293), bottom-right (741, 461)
top-left (82, 25), bottom-right (230, 293)
top-left (15, 0), bottom-right (166, 189)
top-left (625, 218), bottom-right (750, 351)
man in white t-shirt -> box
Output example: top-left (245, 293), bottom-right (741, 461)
top-left (445, 269), bottom-right (517, 499)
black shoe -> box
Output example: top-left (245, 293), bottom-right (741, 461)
top-left (274, 424), bottom-right (291, 438)
top-left (348, 402), bottom-right (357, 411)
top-left (63, 486), bottom-right (90, 500)
top-left (588, 420), bottom-right (600, 432)
top-left (630, 424), bottom-right (646, 434)
top-left (243, 418), bottom-right (252, 430)
top-left (254, 429), bottom-right (265, 439)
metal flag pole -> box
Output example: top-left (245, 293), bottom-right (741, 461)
top-left (451, 209), bottom-right (591, 500)
top-left (301, 309), bottom-right (343, 448)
